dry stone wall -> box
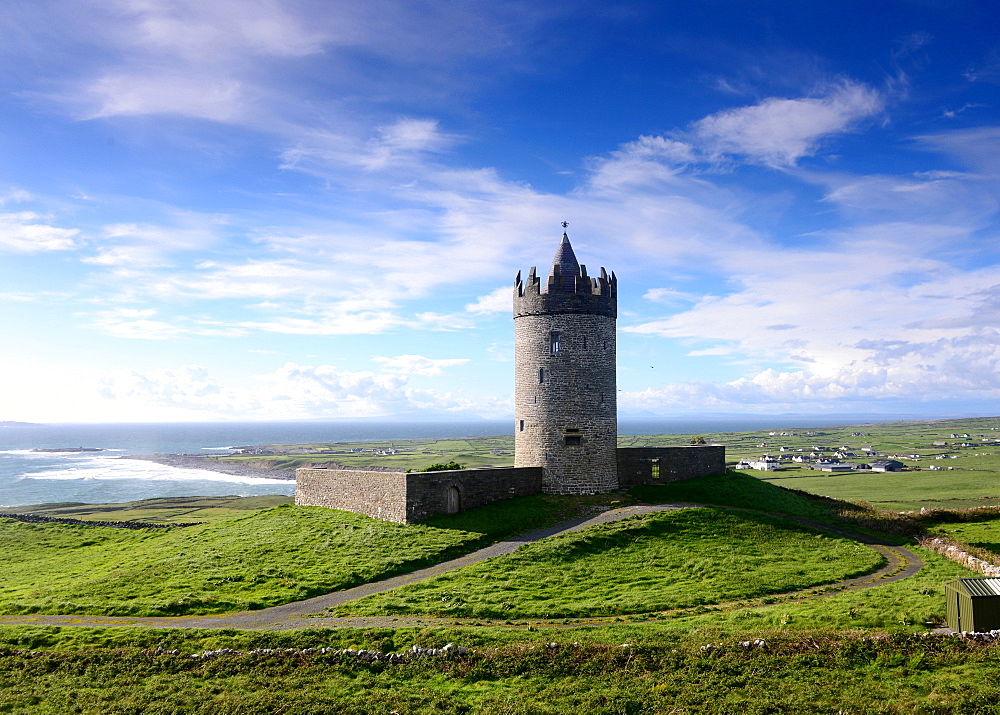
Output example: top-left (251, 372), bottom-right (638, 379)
top-left (295, 467), bottom-right (409, 523)
top-left (616, 446), bottom-right (726, 487)
top-left (404, 466), bottom-right (543, 522)
top-left (295, 465), bottom-right (542, 524)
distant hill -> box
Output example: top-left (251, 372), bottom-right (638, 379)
top-left (0, 421), bottom-right (42, 427)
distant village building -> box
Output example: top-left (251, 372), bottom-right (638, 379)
top-left (817, 463), bottom-right (856, 472)
top-left (869, 459), bottom-right (905, 472)
top-left (737, 456), bottom-right (782, 471)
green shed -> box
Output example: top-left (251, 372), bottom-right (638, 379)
top-left (945, 578), bottom-right (1000, 632)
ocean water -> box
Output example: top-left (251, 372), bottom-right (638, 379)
top-left (0, 421), bottom-right (513, 509)
top-left (0, 416), bottom-right (890, 508)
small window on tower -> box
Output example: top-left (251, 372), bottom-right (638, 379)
top-left (651, 459), bottom-right (661, 479)
top-left (519, 420), bottom-right (525, 432)
top-left (565, 435), bottom-right (582, 446)
top-left (582, 335), bottom-right (588, 350)
top-left (550, 331), bottom-right (561, 354)
top-left (539, 368), bottom-right (545, 384)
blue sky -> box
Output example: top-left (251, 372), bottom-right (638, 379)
top-left (2, 0), bottom-right (999, 422)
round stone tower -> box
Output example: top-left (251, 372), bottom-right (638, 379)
top-left (513, 232), bottom-right (618, 493)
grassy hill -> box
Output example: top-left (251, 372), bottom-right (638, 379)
top-left (0, 494), bottom-right (584, 616)
top-left (336, 506), bottom-right (884, 619)
top-left (4, 418), bottom-right (1000, 712)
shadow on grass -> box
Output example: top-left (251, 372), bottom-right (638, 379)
top-left (421, 492), bottom-right (638, 539)
top-left (629, 470), bottom-right (835, 520)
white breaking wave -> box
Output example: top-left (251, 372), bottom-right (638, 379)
top-left (0, 449), bottom-right (107, 460)
top-left (20, 455), bottom-right (293, 485)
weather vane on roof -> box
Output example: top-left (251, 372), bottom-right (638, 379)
top-left (561, 221), bottom-right (569, 229)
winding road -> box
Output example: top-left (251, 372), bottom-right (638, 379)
top-left (0, 504), bottom-right (923, 631)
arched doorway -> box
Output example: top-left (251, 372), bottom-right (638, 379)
top-left (446, 485), bottom-right (461, 514)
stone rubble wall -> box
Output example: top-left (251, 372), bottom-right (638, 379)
top-left (295, 467), bottom-right (409, 523)
top-left (404, 466), bottom-right (543, 522)
top-left (295, 465), bottom-right (543, 524)
top-left (0, 513), bottom-right (201, 529)
top-left (616, 446), bottom-right (727, 487)
top-left (921, 536), bottom-right (1000, 577)
top-left (296, 448), bottom-right (725, 523)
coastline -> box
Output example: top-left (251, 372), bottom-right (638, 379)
top-left (120, 454), bottom-right (296, 481)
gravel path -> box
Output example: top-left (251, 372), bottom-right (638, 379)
top-left (0, 504), bottom-right (923, 631)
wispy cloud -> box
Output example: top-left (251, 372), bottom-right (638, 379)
top-left (373, 354), bottom-right (470, 376)
top-left (689, 81), bottom-right (883, 166)
top-left (96, 360), bottom-right (502, 419)
top-left (0, 212), bottom-right (79, 253)
top-left (465, 286), bottom-right (511, 315)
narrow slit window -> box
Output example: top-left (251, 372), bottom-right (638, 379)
top-left (519, 420), bottom-right (525, 432)
top-left (538, 368), bottom-right (545, 384)
top-left (582, 335), bottom-right (588, 350)
top-left (550, 331), bottom-right (561, 355)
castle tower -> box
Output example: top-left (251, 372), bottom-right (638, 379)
top-left (513, 232), bottom-right (618, 493)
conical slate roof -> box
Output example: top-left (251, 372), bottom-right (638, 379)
top-left (550, 233), bottom-right (580, 276)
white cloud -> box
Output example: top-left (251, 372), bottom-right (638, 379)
top-left (690, 82), bottom-right (883, 166)
top-left (14, 0), bottom-right (554, 131)
top-left (82, 245), bottom-right (168, 268)
top-left (88, 308), bottom-right (184, 340)
top-left (89, 307), bottom-right (246, 340)
top-left (914, 127), bottom-right (1000, 175)
top-left (615, 135), bottom-right (696, 164)
top-left (0, 189), bottom-right (32, 205)
top-left (238, 311), bottom-right (402, 336)
top-left (0, 212), bottom-right (79, 252)
top-left (93, 361), bottom-right (503, 420)
top-left (642, 288), bottom-right (700, 305)
top-left (360, 118), bottom-right (454, 170)
top-left (373, 354), bottom-right (470, 376)
top-left (82, 73), bottom-right (245, 121)
top-left (465, 286), bottom-right (511, 315)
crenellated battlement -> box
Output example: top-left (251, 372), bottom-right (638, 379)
top-left (513, 234), bottom-right (616, 319)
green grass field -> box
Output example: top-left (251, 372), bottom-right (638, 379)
top-left (759, 461), bottom-right (1000, 511)
top-left (1, 629), bottom-right (999, 714)
top-left (5, 417), bottom-right (1000, 712)
top-left (0, 495), bottom-right (294, 524)
top-left (337, 507), bottom-right (883, 619)
top-left (0, 494), bottom-right (587, 617)
top-left (936, 518), bottom-right (1000, 559)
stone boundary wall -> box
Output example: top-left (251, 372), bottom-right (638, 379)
top-left (404, 466), bottom-right (543, 522)
top-left (921, 536), bottom-right (1000, 577)
top-left (295, 465), bottom-right (543, 524)
top-left (0, 513), bottom-right (201, 529)
top-left (295, 467), bottom-right (408, 523)
top-left (616, 446), bottom-right (726, 487)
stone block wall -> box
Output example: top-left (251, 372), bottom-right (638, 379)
top-left (616, 446), bottom-right (726, 487)
top-left (296, 448), bottom-right (724, 523)
top-left (295, 467), bottom-right (408, 523)
top-left (404, 466), bottom-right (543, 522)
top-left (295, 465), bottom-right (543, 524)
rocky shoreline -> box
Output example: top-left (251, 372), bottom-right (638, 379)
top-left (120, 454), bottom-right (296, 481)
